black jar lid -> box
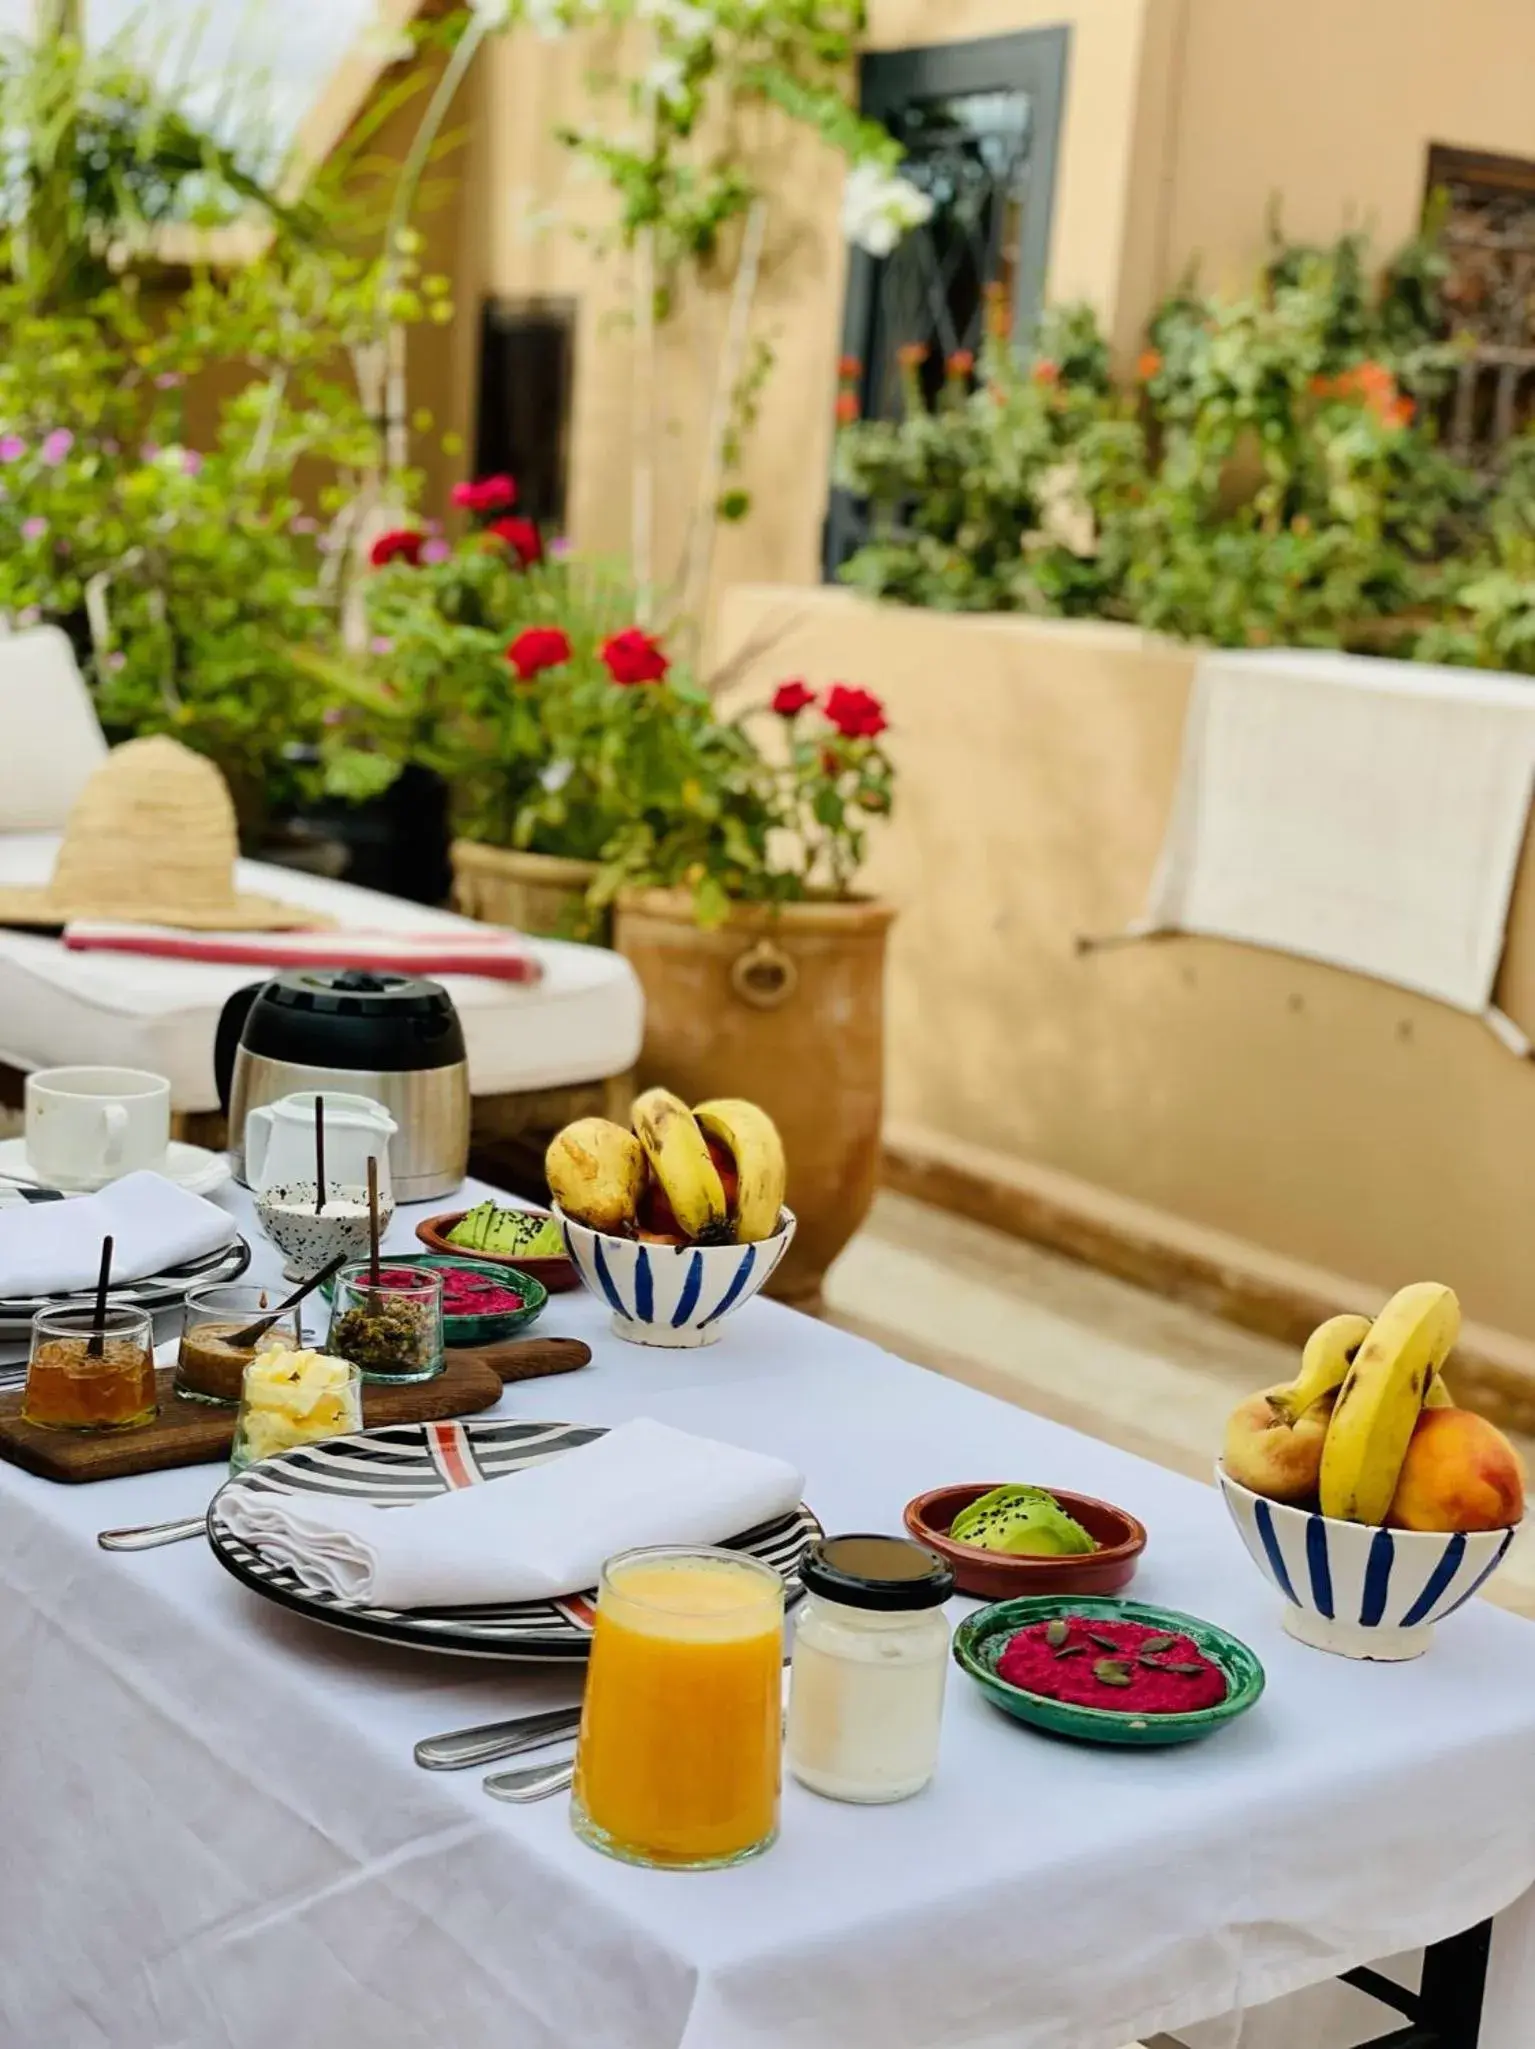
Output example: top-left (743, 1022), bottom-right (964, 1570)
top-left (801, 1534), bottom-right (955, 1612)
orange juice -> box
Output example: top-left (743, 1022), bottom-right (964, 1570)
top-left (572, 1547), bottom-right (785, 1869)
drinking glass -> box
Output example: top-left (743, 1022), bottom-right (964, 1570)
top-left (571, 1545), bottom-right (785, 1870)
top-left (326, 1262), bottom-right (444, 1384)
top-left (176, 1281), bottom-right (306, 1406)
top-left (23, 1303), bottom-right (157, 1431)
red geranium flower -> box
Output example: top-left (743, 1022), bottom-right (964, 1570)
top-left (451, 474), bottom-right (517, 512)
top-left (837, 354), bottom-right (862, 381)
top-left (824, 683), bottom-right (888, 740)
top-left (506, 626), bottom-right (572, 680)
top-left (946, 349), bottom-right (975, 378)
top-left (1137, 349), bottom-right (1162, 382)
top-left (1031, 358), bottom-right (1060, 387)
top-left (772, 680), bottom-right (817, 717)
top-left (369, 528), bottom-right (424, 568)
top-left (834, 391), bottom-right (860, 425)
top-left (601, 627), bottom-right (670, 686)
top-left (486, 515), bottom-right (543, 566)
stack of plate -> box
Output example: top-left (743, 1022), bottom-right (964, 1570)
top-left (0, 1235), bottom-right (251, 1339)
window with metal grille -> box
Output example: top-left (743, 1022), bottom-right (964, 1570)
top-left (823, 27), bottom-right (1069, 578)
top-left (1427, 144), bottom-right (1535, 468)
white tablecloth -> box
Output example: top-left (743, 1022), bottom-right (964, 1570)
top-left (3, 1180), bottom-right (1535, 2049)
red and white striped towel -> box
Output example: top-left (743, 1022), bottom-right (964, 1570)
top-left (63, 921), bottom-right (543, 984)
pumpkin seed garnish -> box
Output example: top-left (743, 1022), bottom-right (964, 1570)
top-left (1138, 1634), bottom-right (1177, 1655)
top-left (1052, 1643), bottom-right (1086, 1659)
top-left (1092, 1659), bottom-right (1135, 1687)
top-left (1156, 1661), bottom-right (1207, 1677)
top-left (1044, 1619), bottom-right (1071, 1648)
top-left (1086, 1631), bottom-right (1121, 1653)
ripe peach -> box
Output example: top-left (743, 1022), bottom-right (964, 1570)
top-left (1388, 1408), bottom-right (1526, 1533)
top-left (1223, 1387), bottom-right (1333, 1506)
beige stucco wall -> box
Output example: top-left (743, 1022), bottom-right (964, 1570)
top-left (716, 586), bottom-right (1535, 1343)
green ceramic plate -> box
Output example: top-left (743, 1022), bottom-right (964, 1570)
top-left (322, 1253), bottom-right (548, 1347)
top-left (953, 1594), bottom-right (1265, 1748)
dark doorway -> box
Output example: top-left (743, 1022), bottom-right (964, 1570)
top-left (474, 297), bottom-right (577, 527)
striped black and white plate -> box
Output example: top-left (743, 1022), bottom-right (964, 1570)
top-left (207, 1418), bottom-right (823, 1661)
top-left (0, 1233), bottom-right (251, 1336)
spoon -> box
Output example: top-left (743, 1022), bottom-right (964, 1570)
top-left (223, 1252), bottom-right (348, 1349)
top-left (483, 1756), bottom-right (577, 1804)
top-left (415, 1703), bottom-right (582, 1771)
top-left (98, 1514), bottom-right (207, 1551)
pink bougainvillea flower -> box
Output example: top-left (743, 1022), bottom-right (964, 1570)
top-left (823, 682), bottom-right (889, 740)
top-left (21, 516), bottom-right (48, 542)
top-left (0, 435), bottom-right (26, 462)
top-left (180, 449), bottom-right (203, 476)
top-left (601, 627), bottom-right (670, 686)
top-left (451, 473), bottom-right (517, 512)
top-left (771, 679), bottom-right (817, 717)
top-left (507, 626), bottom-right (573, 680)
top-left (104, 651), bottom-right (127, 672)
top-left (420, 536), bottom-right (452, 564)
top-left (369, 635), bottom-right (395, 656)
top-left (39, 429), bottom-right (73, 466)
top-left (153, 371), bottom-right (184, 389)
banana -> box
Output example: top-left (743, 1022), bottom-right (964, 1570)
top-left (1266, 1313), bottom-right (1374, 1426)
top-left (1319, 1282), bottom-right (1461, 1524)
top-left (545, 1118), bottom-right (647, 1235)
top-left (693, 1099), bottom-right (787, 1243)
top-left (1424, 1371), bottom-right (1455, 1411)
top-left (631, 1088), bottom-right (730, 1243)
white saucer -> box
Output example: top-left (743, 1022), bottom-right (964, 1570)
top-left (0, 1137), bottom-right (231, 1200)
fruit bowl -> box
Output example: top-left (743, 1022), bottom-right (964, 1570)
top-left (903, 1484), bottom-right (1146, 1601)
top-left (555, 1206), bottom-right (796, 1348)
top-left (415, 1208), bottom-right (579, 1294)
top-left (953, 1595), bottom-right (1264, 1748)
top-left (1218, 1464), bottom-right (1521, 1662)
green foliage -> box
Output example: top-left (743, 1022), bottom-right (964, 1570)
top-left (835, 227), bottom-right (1535, 672)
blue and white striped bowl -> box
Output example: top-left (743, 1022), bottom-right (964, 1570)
top-left (555, 1207), bottom-right (796, 1348)
top-left (1218, 1463), bottom-right (1519, 1661)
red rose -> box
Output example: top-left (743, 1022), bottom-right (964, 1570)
top-left (771, 680), bottom-right (817, 717)
top-left (823, 683), bottom-right (888, 740)
top-left (369, 528), bottom-right (424, 568)
top-left (486, 515), bottom-right (543, 566)
top-left (601, 627), bottom-right (670, 686)
top-left (506, 626), bottom-right (572, 680)
top-left (451, 474), bottom-right (517, 513)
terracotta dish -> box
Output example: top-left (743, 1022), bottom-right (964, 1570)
top-left (415, 1209), bottom-right (579, 1293)
top-left (903, 1483), bottom-right (1146, 1600)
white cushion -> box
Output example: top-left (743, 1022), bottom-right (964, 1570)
top-left (0, 627), bottom-right (108, 830)
top-left (0, 836), bottom-right (644, 1110)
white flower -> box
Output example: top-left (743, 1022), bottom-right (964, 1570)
top-left (540, 758), bottom-right (575, 794)
top-left (638, 0), bottom-right (713, 43)
top-left (360, 24), bottom-right (417, 63)
top-left (644, 54), bottom-right (689, 108)
top-left (522, 0), bottom-right (568, 34)
top-left (469, 0), bottom-right (514, 24)
top-left (840, 162), bottom-right (934, 259)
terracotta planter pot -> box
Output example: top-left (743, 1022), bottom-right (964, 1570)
top-left (450, 841), bottom-right (608, 943)
top-left (614, 890), bottom-right (895, 1306)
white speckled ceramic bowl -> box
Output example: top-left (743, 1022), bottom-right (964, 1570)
top-left (253, 1180), bottom-right (395, 1281)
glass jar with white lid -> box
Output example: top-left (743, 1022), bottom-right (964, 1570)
top-left (786, 1534), bottom-right (955, 1804)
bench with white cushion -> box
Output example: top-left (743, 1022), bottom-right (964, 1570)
top-left (0, 626), bottom-right (642, 1120)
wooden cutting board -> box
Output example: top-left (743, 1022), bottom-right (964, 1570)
top-left (0, 1335), bottom-right (591, 1484)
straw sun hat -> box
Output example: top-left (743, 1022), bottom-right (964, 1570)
top-left (0, 736), bottom-right (328, 931)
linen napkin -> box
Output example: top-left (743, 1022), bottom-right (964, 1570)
top-left (0, 1169), bottom-right (237, 1296)
top-left (217, 1417), bottom-right (806, 1609)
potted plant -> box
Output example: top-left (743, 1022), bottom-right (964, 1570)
top-left (605, 675), bottom-right (898, 1307)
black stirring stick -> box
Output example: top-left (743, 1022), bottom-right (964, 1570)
top-left (87, 1235), bottom-right (113, 1359)
top-left (367, 1156), bottom-right (381, 1288)
top-left (224, 1253), bottom-right (350, 1350)
top-left (313, 1096), bottom-right (327, 1217)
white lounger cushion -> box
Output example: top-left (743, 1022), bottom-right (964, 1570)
top-left (0, 836), bottom-right (643, 1110)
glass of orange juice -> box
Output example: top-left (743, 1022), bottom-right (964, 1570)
top-left (572, 1545), bottom-right (785, 1870)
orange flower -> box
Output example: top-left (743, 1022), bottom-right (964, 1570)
top-left (896, 342), bottom-right (929, 371)
top-left (946, 349), bottom-right (975, 378)
top-left (1356, 360), bottom-right (1394, 398)
top-left (1031, 358), bottom-right (1060, 387)
top-left (835, 390), bottom-right (860, 425)
top-left (837, 354), bottom-right (862, 381)
top-left (1136, 349), bottom-right (1162, 382)
top-left (1383, 395), bottom-right (1416, 430)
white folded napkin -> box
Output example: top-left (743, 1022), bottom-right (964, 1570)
top-left (0, 1170), bottom-right (238, 1296)
top-left (217, 1417), bottom-right (806, 1610)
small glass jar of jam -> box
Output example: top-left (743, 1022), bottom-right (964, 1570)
top-left (23, 1304), bottom-right (157, 1432)
top-left (176, 1282), bottom-right (305, 1406)
top-left (327, 1262), bottom-right (444, 1384)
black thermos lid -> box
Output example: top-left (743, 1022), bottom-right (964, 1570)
top-left (235, 969), bottom-right (467, 1073)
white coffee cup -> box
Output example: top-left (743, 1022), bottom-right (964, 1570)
top-left (25, 1066), bottom-right (172, 1190)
